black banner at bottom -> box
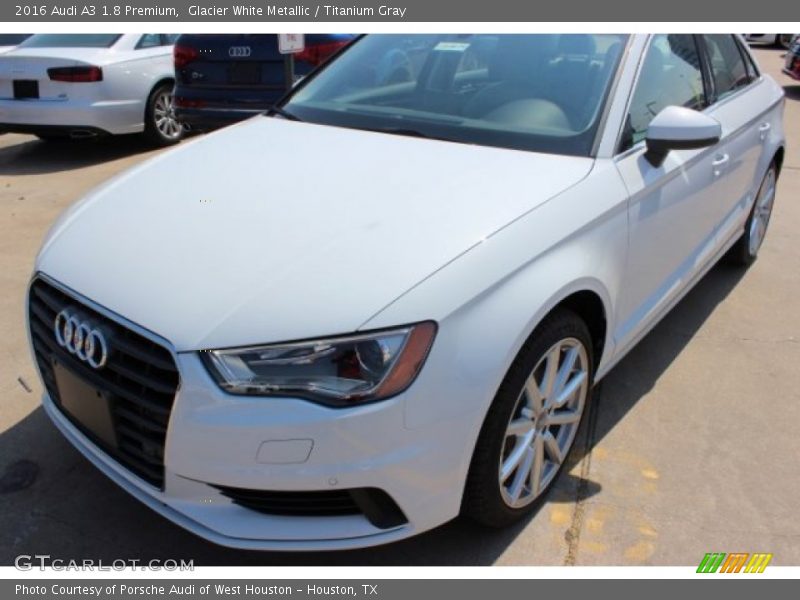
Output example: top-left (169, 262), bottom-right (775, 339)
top-left (3, 579), bottom-right (796, 600)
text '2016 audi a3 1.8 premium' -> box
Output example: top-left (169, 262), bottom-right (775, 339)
top-left (28, 34), bottom-right (784, 550)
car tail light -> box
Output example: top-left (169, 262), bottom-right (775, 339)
top-left (294, 40), bottom-right (350, 67)
top-left (47, 66), bottom-right (102, 82)
top-left (174, 44), bottom-right (200, 69)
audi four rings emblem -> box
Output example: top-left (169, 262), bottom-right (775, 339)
top-left (228, 46), bottom-right (251, 57)
top-left (53, 310), bottom-right (109, 369)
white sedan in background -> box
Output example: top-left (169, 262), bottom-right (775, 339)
top-left (28, 34), bottom-right (784, 550)
top-left (0, 33), bottom-right (182, 145)
top-left (744, 34), bottom-right (796, 49)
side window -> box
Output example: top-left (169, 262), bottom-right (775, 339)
top-left (703, 34), bottom-right (752, 101)
top-left (137, 34), bottom-right (162, 49)
top-left (736, 37), bottom-right (760, 80)
top-left (162, 34), bottom-right (179, 46)
top-left (622, 34), bottom-right (706, 150)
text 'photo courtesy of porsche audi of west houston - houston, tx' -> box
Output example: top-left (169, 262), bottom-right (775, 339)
top-left (27, 34), bottom-right (785, 550)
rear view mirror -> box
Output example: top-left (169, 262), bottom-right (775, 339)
top-left (645, 106), bottom-right (722, 166)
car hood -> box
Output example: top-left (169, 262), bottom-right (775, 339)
top-left (37, 117), bottom-right (593, 351)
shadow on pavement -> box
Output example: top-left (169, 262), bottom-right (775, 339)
top-left (0, 259), bottom-right (746, 566)
top-left (0, 135), bottom-right (159, 176)
top-left (573, 260), bottom-right (746, 467)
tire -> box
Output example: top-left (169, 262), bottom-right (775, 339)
top-left (462, 308), bottom-right (594, 528)
top-left (729, 163), bottom-right (778, 267)
top-left (143, 82), bottom-right (184, 147)
top-left (778, 35), bottom-right (794, 50)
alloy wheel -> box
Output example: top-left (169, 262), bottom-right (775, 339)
top-left (499, 337), bottom-right (589, 508)
top-left (748, 167), bottom-right (776, 256)
top-left (153, 90), bottom-right (182, 140)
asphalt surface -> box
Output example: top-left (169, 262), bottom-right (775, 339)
top-left (1, 47), bottom-right (798, 566)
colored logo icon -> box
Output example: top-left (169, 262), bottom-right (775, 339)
top-left (697, 552), bottom-right (773, 573)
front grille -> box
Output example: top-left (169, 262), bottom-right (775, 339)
top-left (28, 278), bottom-right (179, 488)
top-left (213, 485), bottom-right (408, 530)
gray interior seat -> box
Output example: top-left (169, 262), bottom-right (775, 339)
top-left (462, 35), bottom-right (559, 120)
top-left (543, 35), bottom-right (598, 127)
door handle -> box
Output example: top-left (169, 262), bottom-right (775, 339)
top-left (712, 153), bottom-right (730, 177)
top-left (759, 122), bottom-right (771, 141)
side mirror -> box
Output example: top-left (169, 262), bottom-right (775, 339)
top-left (645, 106), bottom-right (721, 167)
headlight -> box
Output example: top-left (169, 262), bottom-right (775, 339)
top-left (201, 321), bottom-right (437, 407)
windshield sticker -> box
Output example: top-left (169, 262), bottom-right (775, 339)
top-left (433, 42), bottom-right (471, 52)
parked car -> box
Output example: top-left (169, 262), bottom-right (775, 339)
top-left (28, 34), bottom-right (784, 550)
top-left (744, 34), bottom-right (796, 49)
top-left (0, 34), bottom-right (182, 145)
top-left (173, 33), bottom-right (354, 130)
top-left (0, 35), bottom-right (31, 135)
top-left (0, 34), bottom-right (32, 54)
top-left (783, 36), bottom-right (800, 80)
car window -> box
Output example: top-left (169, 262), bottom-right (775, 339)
top-left (137, 34), bottom-right (162, 49)
top-left (0, 34), bottom-right (31, 46)
top-left (284, 34), bottom-right (628, 157)
top-left (622, 34), bottom-right (706, 151)
top-left (703, 34), bottom-right (754, 101)
top-left (735, 37), bottom-right (760, 80)
top-left (162, 34), bottom-right (179, 46)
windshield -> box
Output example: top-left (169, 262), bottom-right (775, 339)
top-left (283, 34), bottom-right (628, 156)
top-left (19, 34), bottom-right (122, 48)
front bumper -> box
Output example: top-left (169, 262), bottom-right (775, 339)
top-left (33, 299), bottom-right (475, 550)
top-left (40, 354), bottom-right (472, 550)
top-left (29, 270), bottom-right (487, 550)
top-left (44, 391), bottom-right (440, 550)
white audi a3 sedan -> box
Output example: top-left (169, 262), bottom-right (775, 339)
top-left (0, 33), bottom-right (182, 145)
top-left (27, 34), bottom-right (784, 550)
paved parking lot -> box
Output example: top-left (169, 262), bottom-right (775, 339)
top-left (1, 47), bottom-right (798, 566)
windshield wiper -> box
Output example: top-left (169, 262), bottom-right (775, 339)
top-left (363, 126), bottom-right (459, 143)
top-left (265, 105), bottom-right (302, 122)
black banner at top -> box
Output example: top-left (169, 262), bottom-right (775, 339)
top-left (1, 0), bottom-right (792, 22)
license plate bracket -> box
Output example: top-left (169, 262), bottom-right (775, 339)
top-left (229, 62), bottom-right (261, 85)
top-left (13, 80), bottom-right (39, 99)
top-left (52, 359), bottom-right (117, 449)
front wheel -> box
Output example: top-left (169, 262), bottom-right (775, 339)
top-left (729, 163), bottom-right (777, 266)
top-left (778, 35), bottom-right (794, 49)
top-left (144, 83), bottom-right (184, 147)
top-left (462, 309), bottom-right (593, 527)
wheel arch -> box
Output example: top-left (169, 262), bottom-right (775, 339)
top-left (773, 145), bottom-right (785, 176)
top-left (476, 278), bottom-right (615, 420)
top-left (150, 76), bottom-right (176, 93)
top-left (552, 289), bottom-right (608, 376)
top-left (469, 278), bottom-right (615, 403)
